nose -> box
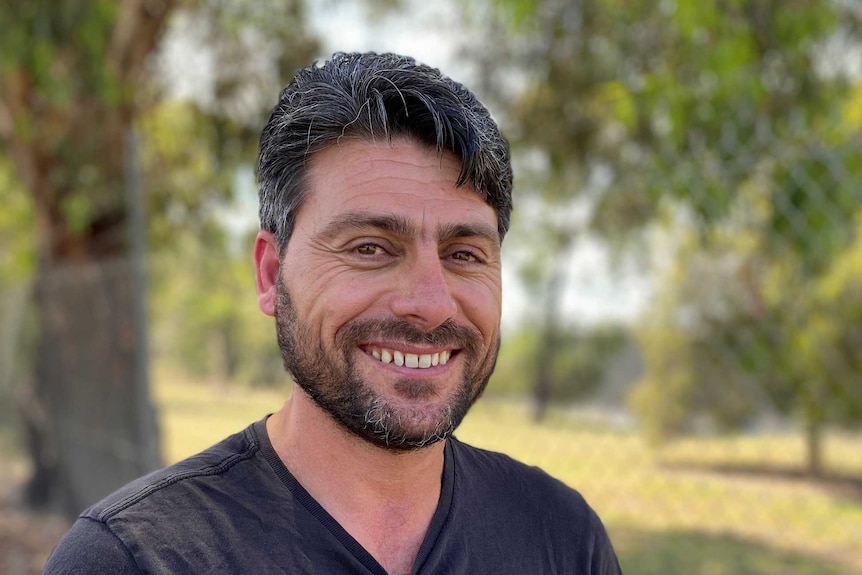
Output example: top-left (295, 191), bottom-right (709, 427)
top-left (389, 250), bottom-right (458, 330)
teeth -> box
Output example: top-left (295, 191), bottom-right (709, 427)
top-left (368, 348), bottom-right (452, 369)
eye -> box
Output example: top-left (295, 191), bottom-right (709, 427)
top-left (355, 243), bottom-right (387, 256)
top-left (450, 250), bottom-right (479, 263)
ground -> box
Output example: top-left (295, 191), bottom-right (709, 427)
top-left (0, 463), bottom-right (69, 575)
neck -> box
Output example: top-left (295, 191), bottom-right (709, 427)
top-left (267, 387), bottom-right (445, 574)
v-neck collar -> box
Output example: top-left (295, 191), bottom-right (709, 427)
top-left (253, 418), bottom-right (455, 575)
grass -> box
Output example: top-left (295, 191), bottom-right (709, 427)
top-left (154, 378), bottom-right (862, 575)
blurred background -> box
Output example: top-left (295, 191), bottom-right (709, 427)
top-left (1, 0), bottom-right (861, 573)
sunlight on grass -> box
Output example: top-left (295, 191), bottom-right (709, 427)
top-left (154, 375), bottom-right (289, 463)
top-left (155, 378), bottom-right (862, 575)
top-left (458, 398), bottom-right (862, 574)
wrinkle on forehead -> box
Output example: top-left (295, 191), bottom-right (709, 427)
top-left (310, 138), bottom-right (463, 187)
top-left (300, 138), bottom-right (498, 243)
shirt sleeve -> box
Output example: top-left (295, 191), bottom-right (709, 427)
top-left (589, 508), bottom-right (623, 575)
top-left (42, 516), bottom-right (142, 575)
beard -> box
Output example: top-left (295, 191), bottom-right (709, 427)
top-left (274, 277), bottom-right (499, 451)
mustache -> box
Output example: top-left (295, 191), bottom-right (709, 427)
top-left (337, 318), bottom-right (482, 355)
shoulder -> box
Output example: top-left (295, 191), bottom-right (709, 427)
top-left (447, 437), bottom-right (621, 572)
top-left (43, 517), bottom-right (141, 575)
top-left (43, 421), bottom-right (269, 573)
top-left (84, 422), bottom-right (263, 524)
top-left (449, 437), bottom-right (588, 509)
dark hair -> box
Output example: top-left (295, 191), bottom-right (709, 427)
top-left (257, 52), bottom-right (513, 250)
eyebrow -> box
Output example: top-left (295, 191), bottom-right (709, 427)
top-left (316, 212), bottom-right (415, 242)
top-left (436, 221), bottom-right (501, 248)
top-left (316, 210), bottom-right (500, 247)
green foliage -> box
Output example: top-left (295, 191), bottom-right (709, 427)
top-left (137, 92), bottom-right (291, 385)
top-left (0, 160), bottom-right (34, 286)
top-left (794, 219), bottom-right (862, 426)
top-left (484, 0), bottom-right (862, 454)
top-left (629, 232), bottom-right (765, 442)
top-left (491, 0), bottom-right (539, 30)
top-left (618, 0), bottom-right (849, 232)
top-left (487, 0), bottom-right (853, 237)
top-left (0, 0), bottom-right (121, 104)
top-left (0, 160), bottom-right (35, 448)
top-left (0, 0), bottom-right (181, 279)
top-left (768, 139), bottom-right (862, 275)
top-left (0, 0), bottom-right (322, 394)
top-left (130, 1), bottom-right (321, 384)
top-left (491, 323), bottom-right (627, 402)
top-left (150, 226), bottom-right (283, 387)
top-left (631, 197), bottom-right (862, 444)
top-left (139, 100), bottom-right (236, 247)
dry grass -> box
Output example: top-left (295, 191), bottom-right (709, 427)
top-left (6, 378), bottom-right (860, 575)
top-left (156, 379), bottom-right (862, 573)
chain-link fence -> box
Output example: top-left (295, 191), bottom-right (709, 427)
top-left (3, 19), bottom-right (862, 575)
top-left (487, 114), bottom-right (862, 574)
top-left (3, 130), bottom-right (862, 575)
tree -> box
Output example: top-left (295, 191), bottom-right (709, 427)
top-left (0, 0), bottom-right (178, 517)
top-left (631, 164), bottom-right (862, 475)
top-left (466, 0), bottom-right (655, 419)
top-left (0, 0), bottom-right (320, 516)
top-left (478, 0), bottom-right (862, 472)
top-left (0, 159), bottom-right (36, 448)
top-left (630, 224), bottom-right (790, 443)
top-left (491, 322), bottom-right (627, 403)
top-left (615, 3), bottom-right (862, 471)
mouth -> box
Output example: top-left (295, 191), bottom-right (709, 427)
top-left (362, 345), bottom-right (455, 370)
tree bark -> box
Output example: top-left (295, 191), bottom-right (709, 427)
top-left (804, 383), bottom-right (824, 478)
top-left (532, 231), bottom-right (574, 422)
top-left (805, 417), bottom-right (823, 478)
top-left (26, 257), bottom-right (161, 516)
top-left (532, 266), bottom-right (563, 422)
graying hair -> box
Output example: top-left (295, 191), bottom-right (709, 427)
top-left (257, 52), bottom-right (513, 250)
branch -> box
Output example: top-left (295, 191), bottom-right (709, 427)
top-left (108, 0), bottom-right (180, 87)
top-left (0, 95), bottom-right (14, 144)
top-left (0, 70), bottom-right (41, 193)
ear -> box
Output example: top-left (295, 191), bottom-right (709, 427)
top-left (254, 230), bottom-right (281, 317)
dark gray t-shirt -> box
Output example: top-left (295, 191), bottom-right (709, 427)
top-left (43, 419), bottom-right (621, 574)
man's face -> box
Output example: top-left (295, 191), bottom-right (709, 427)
top-left (266, 138), bottom-right (503, 450)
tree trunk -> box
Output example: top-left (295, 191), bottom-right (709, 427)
top-left (532, 270), bottom-right (562, 422)
top-left (804, 388), bottom-right (824, 478)
top-left (23, 132), bottom-right (162, 518)
top-left (25, 257), bottom-right (161, 517)
top-left (805, 417), bottom-right (823, 478)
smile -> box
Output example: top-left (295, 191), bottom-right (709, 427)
top-left (365, 346), bottom-right (453, 369)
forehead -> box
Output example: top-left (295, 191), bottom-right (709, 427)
top-left (300, 138), bottom-right (497, 236)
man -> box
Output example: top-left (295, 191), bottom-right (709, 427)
top-left (44, 52), bottom-right (621, 574)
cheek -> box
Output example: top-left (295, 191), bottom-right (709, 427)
top-left (286, 266), bottom-right (388, 335)
top-left (456, 280), bottom-right (502, 339)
